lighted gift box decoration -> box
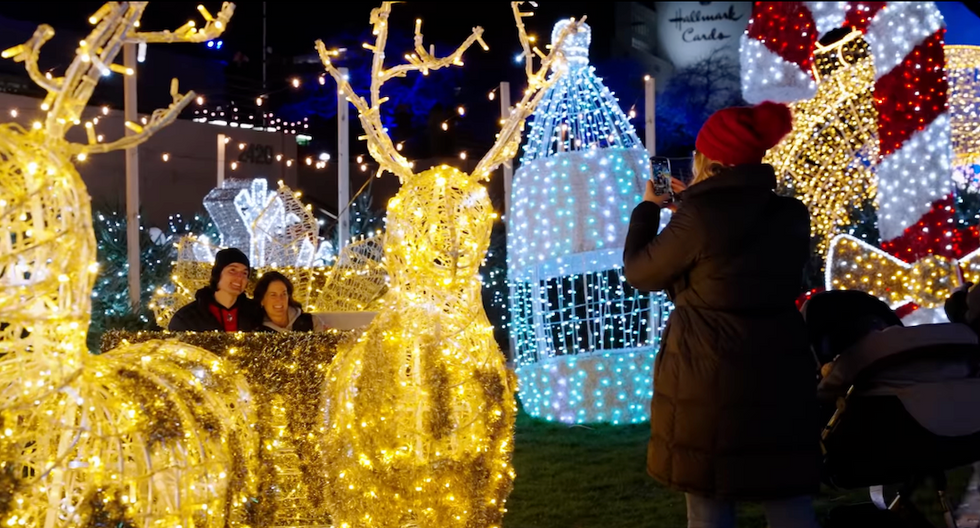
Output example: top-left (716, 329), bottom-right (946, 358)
top-left (743, 2), bottom-right (980, 324)
top-left (150, 176), bottom-right (388, 328)
top-left (506, 20), bottom-right (667, 425)
top-left (0, 3), bottom-right (268, 527)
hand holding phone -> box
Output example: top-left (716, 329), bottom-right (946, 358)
top-left (651, 156), bottom-right (673, 201)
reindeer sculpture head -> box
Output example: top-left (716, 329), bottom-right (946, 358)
top-left (317, 3), bottom-right (584, 318)
top-left (314, 5), bottom-right (584, 527)
top-left (0, 2), bottom-right (233, 405)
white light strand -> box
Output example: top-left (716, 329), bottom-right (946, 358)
top-left (506, 20), bottom-right (667, 423)
top-left (739, 36), bottom-right (817, 104)
top-left (863, 2), bottom-right (944, 80)
top-left (875, 114), bottom-right (952, 240)
top-left (520, 23), bottom-right (640, 162)
top-left (804, 1), bottom-right (849, 37)
top-left (508, 150), bottom-right (648, 278)
top-left (516, 348), bottom-right (658, 424)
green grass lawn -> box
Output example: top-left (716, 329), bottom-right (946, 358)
top-left (506, 409), bottom-right (974, 528)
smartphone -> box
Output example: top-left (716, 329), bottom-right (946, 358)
top-left (651, 156), bottom-right (673, 199)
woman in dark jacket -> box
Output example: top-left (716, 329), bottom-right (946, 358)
top-left (623, 102), bottom-right (820, 527)
top-left (252, 271), bottom-right (317, 332)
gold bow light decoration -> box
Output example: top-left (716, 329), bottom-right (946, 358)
top-left (313, 3), bottom-right (583, 527)
top-left (825, 45), bottom-right (980, 311)
top-left (0, 3), bottom-right (263, 527)
top-left (151, 177), bottom-right (388, 328)
top-left (826, 234), bottom-right (980, 309)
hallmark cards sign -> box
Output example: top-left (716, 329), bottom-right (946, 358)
top-left (656, 2), bottom-right (751, 68)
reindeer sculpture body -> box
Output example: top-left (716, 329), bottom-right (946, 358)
top-left (0, 4), bottom-right (260, 527)
top-left (315, 4), bottom-right (583, 527)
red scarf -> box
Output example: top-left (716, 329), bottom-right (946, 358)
top-left (208, 303), bottom-right (240, 332)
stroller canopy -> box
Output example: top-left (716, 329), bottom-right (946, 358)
top-left (806, 291), bottom-right (980, 437)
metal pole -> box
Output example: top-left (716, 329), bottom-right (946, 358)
top-left (643, 75), bottom-right (659, 345)
top-left (124, 43), bottom-right (141, 310)
top-left (262, 2), bottom-right (267, 92)
top-left (644, 75), bottom-right (656, 155)
top-left (499, 81), bottom-right (518, 364)
top-left (217, 133), bottom-right (226, 186)
top-left (338, 67), bottom-right (350, 251)
top-left (261, 2), bottom-right (267, 129)
top-left (500, 81), bottom-right (513, 217)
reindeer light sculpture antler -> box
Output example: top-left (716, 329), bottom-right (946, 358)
top-left (314, 3), bottom-right (584, 527)
top-left (0, 4), bottom-right (260, 527)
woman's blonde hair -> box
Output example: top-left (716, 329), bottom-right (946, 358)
top-left (691, 151), bottom-right (729, 185)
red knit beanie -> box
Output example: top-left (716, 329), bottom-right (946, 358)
top-left (694, 101), bottom-right (793, 166)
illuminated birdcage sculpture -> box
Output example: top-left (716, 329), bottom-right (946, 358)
top-left (507, 20), bottom-right (668, 424)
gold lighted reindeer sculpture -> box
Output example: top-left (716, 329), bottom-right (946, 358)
top-left (0, 3), bottom-right (260, 527)
top-left (314, 3), bottom-right (584, 527)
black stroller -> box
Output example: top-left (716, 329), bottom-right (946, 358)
top-left (801, 290), bottom-right (980, 528)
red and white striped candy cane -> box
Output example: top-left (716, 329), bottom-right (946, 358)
top-left (740, 2), bottom-right (952, 262)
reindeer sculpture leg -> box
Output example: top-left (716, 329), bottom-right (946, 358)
top-left (315, 4), bottom-right (584, 526)
top-left (0, 4), bottom-right (262, 527)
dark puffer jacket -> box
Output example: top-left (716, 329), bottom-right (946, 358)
top-left (168, 287), bottom-right (264, 332)
top-left (623, 164), bottom-right (820, 501)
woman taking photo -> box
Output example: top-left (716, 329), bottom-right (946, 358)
top-left (623, 102), bottom-right (819, 528)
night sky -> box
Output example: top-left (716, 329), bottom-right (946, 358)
top-left (1, 2), bottom-right (977, 163)
top-left (0, 2), bottom-right (616, 83)
top-left (0, 2), bottom-right (620, 155)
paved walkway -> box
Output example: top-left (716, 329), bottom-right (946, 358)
top-left (955, 463), bottom-right (980, 528)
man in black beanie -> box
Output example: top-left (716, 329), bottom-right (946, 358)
top-left (169, 247), bottom-right (263, 332)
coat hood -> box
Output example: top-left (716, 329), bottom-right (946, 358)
top-left (262, 306), bottom-right (303, 332)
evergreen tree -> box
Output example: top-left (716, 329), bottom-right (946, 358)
top-left (88, 207), bottom-right (218, 350)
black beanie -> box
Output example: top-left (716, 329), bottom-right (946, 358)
top-left (210, 248), bottom-right (250, 290)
